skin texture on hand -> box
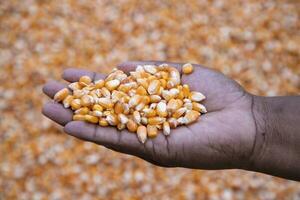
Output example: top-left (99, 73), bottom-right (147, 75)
top-left (42, 61), bottom-right (257, 170)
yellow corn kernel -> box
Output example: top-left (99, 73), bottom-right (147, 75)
top-left (114, 102), bottom-right (124, 114)
top-left (118, 113), bottom-right (129, 124)
top-left (80, 95), bottom-right (94, 107)
top-left (127, 119), bottom-right (138, 133)
top-left (73, 114), bottom-right (85, 121)
top-left (100, 87), bottom-right (111, 98)
top-left (161, 90), bottom-right (172, 101)
top-left (150, 95), bottom-right (161, 103)
top-left (182, 84), bottom-right (190, 98)
top-left (184, 110), bottom-right (200, 124)
top-left (137, 125), bottom-right (147, 143)
top-left (79, 75), bottom-right (92, 86)
top-left (92, 104), bottom-right (103, 112)
top-left (190, 91), bottom-right (205, 102)
top-left (143, 108), bottom-right (157, 117)
top-left (105, 79), bottom-right (121, 91)
top-left (156, 102), bottom-right (168, 117)
top-left (177, 90), bottom-right (184, 100)
top-left (141, 96), bottom-right (151, 104)
top-left (75, 107), bottom-right (90, 115)
top-left (163, 122), bottom-right (171, 136)
top-left (161, 71), bottom-right (169, 79)
top-left (133, 111), bottom-right (141, 124)
top-left (118, 84), bottom-right (131, 93)
top-left (68, 82), bottom-right (81, 91)
top-left (172, 107), bottom-right (187, 118)
top-left (123, 103), bottom-right (130, 115)
top-left (136, 78), bottom-right (149, 89)
top-left (141, 117), bottom-right (148, 125)
top-left (112, 90), bottom-right (126, 101)
top-left (99, 118), bottom-right (109, 126)
top-left (106, 114), bottom-right (118, 126)
top-left (192, 102), bottom-right (207, 113)
top-left (54, 88), bottom-right (69, 102)
top-left (84, 85), bottom-right (95, 91)
top-left (147, 75), bottom-right (157, 83)
top-left (143, 65), bottom-right (157, 74)
top-left (98, 98), bottom-right (114, 109)
top-left (147, 80), bottom-right (161, 95)
top-left (168, 118), bottom-right (178, 129)
top-left (94, 79), bottom-right (105, 89)
top-left (167, 99), bottom-right (181, 112)
top-left (135, 102), bottom-right (146, 111)
top-left (119, 95), bottom-right (130, 104)
top-left (182, 63), bottom-right (194, 74)
top-left (117, 123), bottom-right (126, 130)
top-left (136, 86), bottom-right (148, 95)
top-left (147, 125), bottom-right (158, 138)
top-left (84, 115), bottom-right (99, 124)
top-left (62, 95), bottom-right (74, 108)
top-left (73, 89), bottom-right (86, 98)
top-left (184, 102), bottom-right (193, 110)
top-left (70, 99), bottom-right (82, 110)
top-left (92, 110), bottom-right (103, 117)
top-left (159, 79), bottom-right (167, 88)
top-left (129, 95), bottom-right (142, 108)
top-left (148, 117), bottom-right (165, 125)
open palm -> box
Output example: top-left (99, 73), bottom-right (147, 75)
top-left (43, 61), bottom-right (257, 170)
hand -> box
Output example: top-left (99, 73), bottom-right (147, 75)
top-left (42, 61), bottom-right (257, 170)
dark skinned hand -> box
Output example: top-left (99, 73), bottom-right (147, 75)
top-left (42, 61), bottom-right (257, 170)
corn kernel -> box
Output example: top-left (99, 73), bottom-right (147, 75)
top-left (84, 115), bottom-right (99, 124)
top-left (133, 111), bottom-right (141, 124)
top-left (94, 79), bottom-right (105, 89)
top-left (192, 102), bottom-right (207, 113)
top-left (79, 76), bottom-right (92, 86)
top-left (182, 63), bottom-right (194, 74)
top-left (98, 98), bottom-right (114, 109)
top-left (147, 125), bottom-right (158, 138)
top-left (62, 95), bottom-right (74, 108)
top-left (147, 80), bottom-right (161, 95)
top-left (184, 110), bottom-right (200, 124)
top-left (92, 104), bottom-right (103, 112)
top-left (127, 119), bottom-right (138, 132)
top-left (163, 122), bottom-right (171, 136)
top-left (190, 91), bottom-right (206, 102)
top-left (105, 79), bottom-right (121, 91)
top-left (54, 88), bottom-right (69, 102)
top-left (80, 95), bottom-right (94, 107)
top-left (137, 125), bottom-right (147, 143)
top-left (75, 107), bottom-right (90, 115)
top-left (99, 118), bottom-right (109, 126)
top-left (70, 99), bottom-right (82, 110)
top-left (73, 114), bottom-right (85, 121)
top-left (148, 117), bottom-right (165, 125)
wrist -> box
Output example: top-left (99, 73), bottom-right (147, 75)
top-left (247, 95), bottom-right (300, 180)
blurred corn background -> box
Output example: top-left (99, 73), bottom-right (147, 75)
top-left (0, 0), bottom-right (300, 199)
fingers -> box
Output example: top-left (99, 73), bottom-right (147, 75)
top-left (64, 121), bottom-right (158, 160)
top-left (62, 68), bottom-right (106, 83)
top-left (43, 80), bottom-right (67, 98)
top-left (42, 102), bottom-right (73, 126)
top-left (42, 81), bottom-right (73, 125)
top-left (117, 61), bottom-right (183, 74)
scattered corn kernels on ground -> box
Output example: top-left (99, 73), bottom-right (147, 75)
top-left (54, 63), bottom-right (207, 143)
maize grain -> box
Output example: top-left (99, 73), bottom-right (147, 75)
top-left (182, 63), bottom-right (194, 74)
top-left (54, 63), bottom-right (207, 144)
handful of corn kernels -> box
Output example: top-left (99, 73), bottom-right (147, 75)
top-left (54, 63), bottom-right (207, 143)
